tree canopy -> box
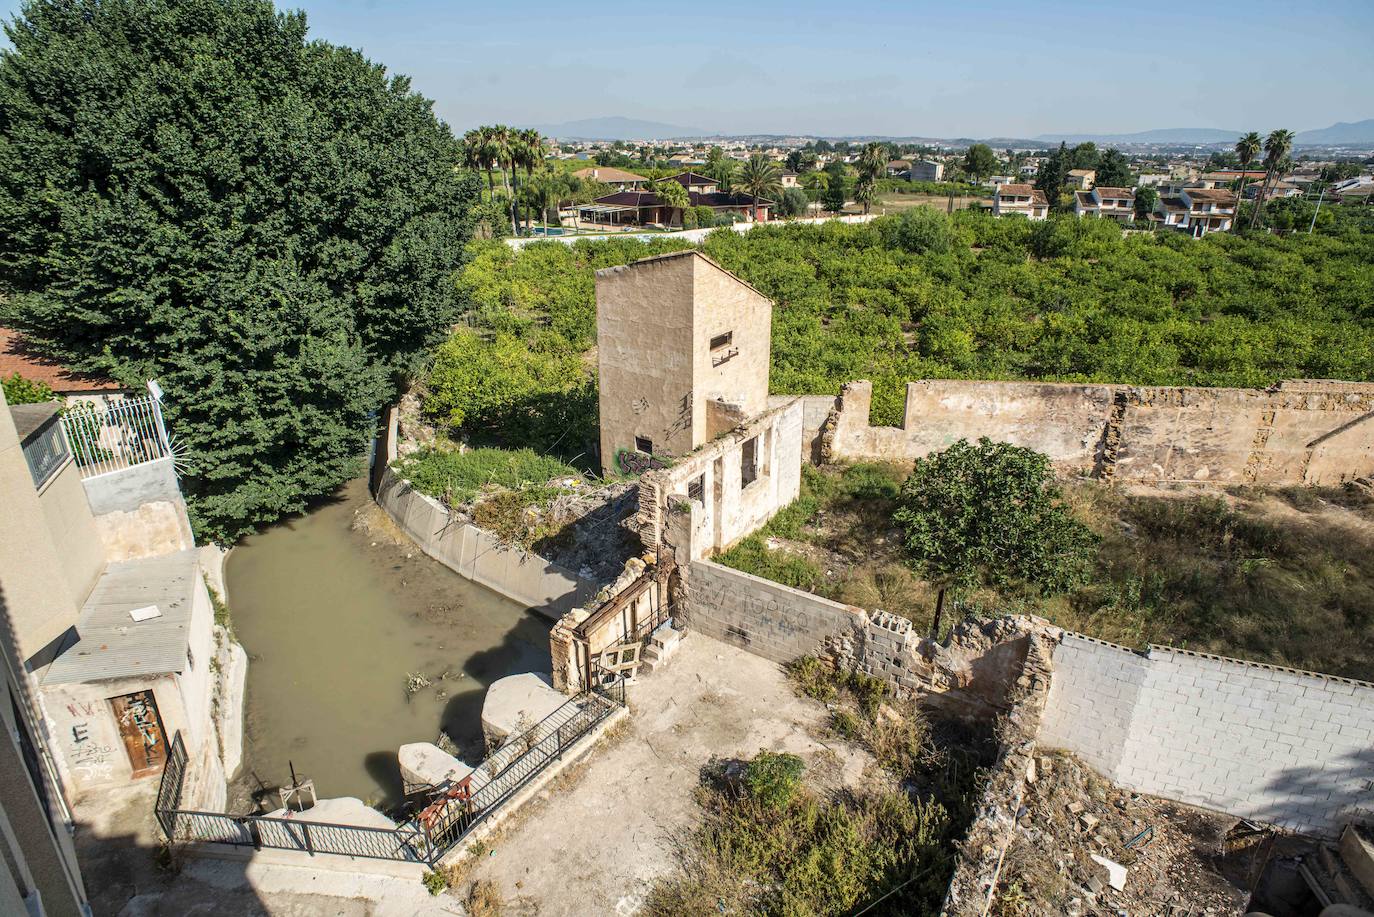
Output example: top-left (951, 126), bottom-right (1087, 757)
top-left (0, 0), bottom-right (479, 540)
top-left (892, 438), bottom-right (1098, 599)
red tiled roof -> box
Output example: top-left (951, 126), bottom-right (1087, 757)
top-left (998, 183), bottom-right (1035, 197)
top-left (1031, 190), bottom-right (1048, 206)
top-left (1183, 188), bottom-right (1238, 204)
top-left (0, 327), bottom-right (125, 393)
top-left (1094, 187), bottom-right (1135, 199)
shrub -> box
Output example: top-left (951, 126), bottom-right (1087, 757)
top-left (1, 373), bottom-right (56, 405)
top-left (786, 656), bottom-right (837, 701)
top-left (743, 750), bottom-right (805, 810)
top-left (421, 870), bottom-right (448, 896)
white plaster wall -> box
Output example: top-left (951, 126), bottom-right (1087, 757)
top-left (176, 572), bottom-right (216, 752)
top-left (1039, 634), bottom-right (1374, 837)
top-left (39, 674), bottom-right (189, 793)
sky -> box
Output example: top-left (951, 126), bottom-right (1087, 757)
top-left (4, 0), bottom-right (1373, 138)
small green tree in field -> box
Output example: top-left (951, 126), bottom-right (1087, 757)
top-left (893, 438), bottom-right (1098, 634)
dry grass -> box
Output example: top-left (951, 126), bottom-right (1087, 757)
top-left (465, 878), bottom-right (505, 917)
top-left (723, 463), bottom-right (1374, 679)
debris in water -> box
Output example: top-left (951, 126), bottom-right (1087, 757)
top-left (404, 671), bottom-right (432, 698)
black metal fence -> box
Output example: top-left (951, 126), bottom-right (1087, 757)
top-left (154, 681), bottom-right (627, 865)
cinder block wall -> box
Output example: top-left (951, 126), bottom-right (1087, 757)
top-left (1040, 634), bottom-right (1374, 837)
top-left (683, 560), bottom-right (863, 664)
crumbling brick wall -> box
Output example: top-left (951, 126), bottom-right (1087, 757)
top-left (823, 378), bottom-right (1374, 486)
top-left (1039, 634), bottom-right (1374, 837)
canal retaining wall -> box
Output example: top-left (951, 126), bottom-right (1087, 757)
top-left (371, 407), bottom-right (598, 618)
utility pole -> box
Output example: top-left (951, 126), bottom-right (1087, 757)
top-left (1308, 187), bottom-right (1325, 234)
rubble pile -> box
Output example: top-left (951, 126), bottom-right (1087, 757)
top-left (993, 750), bottom-right (1250, 916)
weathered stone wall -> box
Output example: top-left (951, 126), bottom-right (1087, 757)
top-left (644, 397), bottom-right (804, 562)
top-left (1039, 634), bottom-right (1374, 837)
top-left (373, 466), bottom-right (599, 619)
top-left (683, 560), bottom-right (1038, 717)
top-left (824, 378), bottom-right (1374, 486)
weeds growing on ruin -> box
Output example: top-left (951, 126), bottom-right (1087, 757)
top-left (642, 751), bottom-right (955, 916)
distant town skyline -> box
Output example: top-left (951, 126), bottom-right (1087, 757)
top-left (4, 0), bottom-right (1372, 139)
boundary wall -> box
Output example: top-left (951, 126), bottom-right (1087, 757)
top-left (823, 378), bottom-right (1374, 486)
top-left (504, 214), bottom-right (878, 250)
top-left (1039, 634), bottom-right (1374, 837)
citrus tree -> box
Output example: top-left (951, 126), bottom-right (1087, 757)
top-left (893, 438), bottom-right (1098, 633)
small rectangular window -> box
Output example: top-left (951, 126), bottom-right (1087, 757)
top-left (709, 331), bottom-right (733, 350)
top-left (186, 646), bottom-right (195, 672)
top-left (741, 436), bottom-right (758, 488)
top-left (634, 436), bottom-right (653, 455)
top-left (687, 475), bottom-right (704, 503)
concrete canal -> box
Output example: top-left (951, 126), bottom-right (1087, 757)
top-left (225, 476), bottom-right (550, 808)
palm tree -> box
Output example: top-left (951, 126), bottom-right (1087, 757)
top-left (854, 174), bottom-right (879, 215)
top-left (653, 177), bottom-right (691, 227)
top-left (461, 128), bottom-right (494, 196)
top-left (1232, 132), bottom-right (1261, 231)
top-left (858, 141), bottom-right (886, 182)
top-left (515, 128), bottom-right (544, 231)
top-left (736, 154), bottom-right (781, 221)
top-left (1249, 128), bottom-right (1294, 229)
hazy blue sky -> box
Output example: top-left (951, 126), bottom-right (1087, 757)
top-left (4, 0), bottom-right (1372, 137)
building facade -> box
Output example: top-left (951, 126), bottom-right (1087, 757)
top-left (1074, 186), bottom-right (1136, 222)
top-left (993, 183), bottom-right (1049, 220)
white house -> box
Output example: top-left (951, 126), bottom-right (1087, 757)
top-left (993, 183), bottom-right (1049, 220)
top-left (1074, 186), bottom-right (1136, 222)
top-left (1155, 187), bottom-right (1237, 237)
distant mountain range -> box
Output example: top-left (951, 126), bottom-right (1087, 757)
top-left (1294, 119), bottom-right (1374, 145)
top-left (525, 117), bottom-right (707, 140)
top-left (1037, 120), bottom-right (1374, 147)
top-left (1036, 127), bottom-right (1243, 145)
top-left (521, 115), bottom-right (1374, 148)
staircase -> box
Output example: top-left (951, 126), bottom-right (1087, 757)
top-left (639, 621), bottom-right (686, 674)
top-left (1299, 826), bottom-right (1374, 912)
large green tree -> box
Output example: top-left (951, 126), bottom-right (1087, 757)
top-left (0, 0), bottom-right (479, 540)
top-left (960, 143), bottom-right (998, 184)
top-left (893, 438), bottom-right (1098, 634)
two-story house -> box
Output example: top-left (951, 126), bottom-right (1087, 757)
top-left (1155, 187), bottom-right (1238, 236)
top-left (1065, 169), bottom-right (1096, 190)
top-left (1074, 186), bottom-right (1136, 222)
top-left (992, 183), bottom-right (1049, 220)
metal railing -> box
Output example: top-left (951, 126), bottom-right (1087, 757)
top-left (21, 413), bottom-right (69, 489)
top-left (60, 394), bottom-right (171, 478)
top-left (418, 686), bottom-right (624, 852)
top-left (154, 681), bottom-right (627, 864)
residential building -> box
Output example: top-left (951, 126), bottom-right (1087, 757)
top-left (779, 171), bottom-right (800, 189)
top-left (1196, 170), bottom-right (1265, 188)
top-left (0, 382), bottom-right (225, 831)
top-left (886, 160), bottom-right (911, 177)
top-left (1243, 180), bottom-right (1302, 200)
top-left (1135, 172), bottom-right (1170, 187)
top-left (1, 539), bottom-right (89, 916)
top-left (579, 171), bottom-right (771, 227)
top-left (1154, 187), bottom-right (1238, 236)
top-left (1, 327), bottom-right (132, 405)
top-left (992, 183), bottom-right (1049, 220)
top-left (908, 160), bottom-right (944, 182)
top-left (1074, 186), bottom-right (1136, 222)
top-left (569, 167), bottom-right (649, 191)
top-left (1065, 169), bottom-right (1096, 190)
top-left (989, 175), bottom-right (1015, 187)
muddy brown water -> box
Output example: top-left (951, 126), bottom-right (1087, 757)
top-left (225, 477), bottom-right (550, 810)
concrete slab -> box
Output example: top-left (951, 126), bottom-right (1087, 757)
top-left (264, 796), bottom-right (397, 831)
top-left (398, 742), bottom-right (474, 789)
top-left (481, 672), bottom-right (565, 743)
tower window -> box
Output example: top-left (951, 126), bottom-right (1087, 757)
top-left (634, 436), bottom-right (653, 455)
top-left (710, 331), bottom-right (733, 350)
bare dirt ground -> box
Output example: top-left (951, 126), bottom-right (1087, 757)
top-left (462, 633), bottom-right (876, 916)
top-left (878, 193), bottom-right (983, 212)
